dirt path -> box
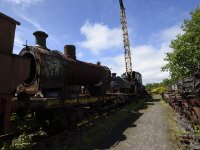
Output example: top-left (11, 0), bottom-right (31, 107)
top-left (30, 99), bottom-right (178, 150)
top-left (95, 100), bottom-right (177, 150)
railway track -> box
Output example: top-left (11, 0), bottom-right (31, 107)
top-left (0, 96), bottom-right (132, 149)
top-left (31, 111), bottom-right (110, 149)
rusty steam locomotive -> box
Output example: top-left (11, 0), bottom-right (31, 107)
top-left (14, 31), bottom-right (146, 131)
top-left (17, 31), bottom-right (111, 98)
top-left (16, 30), bottom-right (145, 100)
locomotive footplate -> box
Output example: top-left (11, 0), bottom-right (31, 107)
top-left (12, 93), bottom-right (135, 110)
top-left (29, 94), bottom-right (117, 109)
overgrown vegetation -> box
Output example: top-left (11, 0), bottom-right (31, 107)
top-left (0, 113), bottom-right (46, 150)
top-left (0, 99), bottom-right (149, 150)
top-left (145, 78), bottom-right (173, 94)
top-left (160, 100), bottom-right (185, 149)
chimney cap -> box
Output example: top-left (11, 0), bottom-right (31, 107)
top-left (96, 61), bottom-right (101, 65)
top-left (64, 45), bottom-right (76, 60)
top-left (64, 45), bottom-right (75, 49)
top-left (33, 31), bottom-right (48, 49)
top-left (33, 31), bottom-right (48, 38)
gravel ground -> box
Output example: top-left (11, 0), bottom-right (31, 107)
top-left (30, 97), bottom-right (178, 150)
top-left (95, 100), bottom-right (177, 150)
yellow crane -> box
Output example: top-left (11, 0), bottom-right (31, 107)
top-left (119, 0), bottom-right (133, 82)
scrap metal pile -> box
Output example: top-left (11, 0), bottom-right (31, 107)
top-left (164, 73), bottom-right (200, 124)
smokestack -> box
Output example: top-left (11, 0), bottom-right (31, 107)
top-left (112, 73), bottom-right (117, 78)
top-left (96, 61), bottom-right (101, 65)
top-left (64, 45), bottom-right (76, 60)
top-left (33, 31), bottom-right (48, 49)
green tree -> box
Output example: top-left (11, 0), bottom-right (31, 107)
top-left (162, 7), bottom-right (200, 80)
top-left (162, 78), bottom-right (174, 87)
top-left (145, 83), bottom-right (160, 92)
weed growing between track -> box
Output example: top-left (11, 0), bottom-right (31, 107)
top-left (0, 98), bottom-right (149, 150)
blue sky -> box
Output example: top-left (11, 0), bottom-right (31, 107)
top-left (0, 0), bottom-right (199, 84)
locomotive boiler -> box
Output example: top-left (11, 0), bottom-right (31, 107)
top-left (17, 31), bottom-right (111, 98)
top-left (110, 73), bottom-right (132, 93)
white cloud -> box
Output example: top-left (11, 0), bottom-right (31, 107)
top-left (2, 0), bottom-right (42, 6)
top-left (138, 25), bottom-right (183, 84)
top-left (13, 26), bottom-right (30, 54)
top-left (13, 34), bottom-right (24, 54)
top-left (18, 13), bottom-right (44, 30)
top-left (101, 54), bottom-right (125, 76)
top-left (160, 25), bottom-right (183, 42)
top-left (79, 21), bottom-right (122, 55)
top-left (77, 52), bottom-right (84, 58)
top-left (15, 13), bottom-right (63, 49)
top-left (133, 45), bottom-right (169, 84)
top-left (98, 24), bottom-right (183, 84)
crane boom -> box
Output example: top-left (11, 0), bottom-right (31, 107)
top-left (119, 0), bottom-right (133, 82)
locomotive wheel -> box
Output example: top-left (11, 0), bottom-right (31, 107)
top-left (16, 92), bottom-right (30, 118)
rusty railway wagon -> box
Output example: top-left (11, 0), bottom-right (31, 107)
top-left (164, 73), bottom-right (200, 124)
top-left (0, 12), bottom-right (30, 134)
top-left (0, 12), bottom-right (147, 137)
